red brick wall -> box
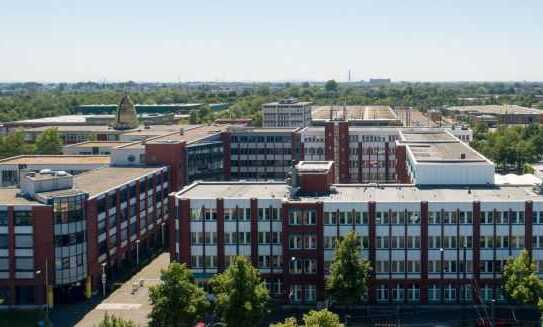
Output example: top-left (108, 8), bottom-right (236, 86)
top-left (221, 133), bottom-right (231, 181)
top-left (216, 198), bottom-right (225, 272)
top-left (250, 198), bottom-right (258, 266)
top-left (338, 122), bottom-right (350, 183)
top-left (32, 206), bottom-right (54, 304)
top-left (179, 199), bottom-right (191, 266)
top-left (395, 144), bottom-right (410, 183)
top-left (145, 142), bottom-right (186, 191)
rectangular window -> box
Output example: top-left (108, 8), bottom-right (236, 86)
top-left (15, 234), bottom-right (33, 248)
top-left (0, 211), bottom-right (7, 226)
top-left (14, 211), bottom-right (32, 226)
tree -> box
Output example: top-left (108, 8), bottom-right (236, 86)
top-left (210, 256), bottom-right (270, 327)
top-left (96, 313), bottom-right (136, 327)
top-left (148, 263), bottom-right (210, 327)
top-left (272, 309), bottom-right (343, 327)
top-left (325, 80), bottom-right (338, 93)
top-left (326, 230), bottom-right (371, 306)
top-left (0, 131), bottom-right (32, 159)
top-left (503, 250), bottom-right (543, 307)
top-left (189, 110), bottom-right (200, 124)
top-left (33, 128), bottom-right (62, 154)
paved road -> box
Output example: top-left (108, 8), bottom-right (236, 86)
top-left (51, 253), bottom-right (170, 327)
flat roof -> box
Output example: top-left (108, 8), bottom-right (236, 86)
top-left (312, 105), bottom-right (400, 121)
top-left (0, 155), bottom-right (111, 166)
top-left (119, 124), bottom-right (199, 137)
top-left (177, 181), bottom-right (290, 199)
top-left (447, 105), bottom-right (542, 115)
top-left (24, 125), bottom-right (122, 133)
top-left (147, 124), bottom-right (229, 145)
top-left (0, 188), bottom-right (44, 205)
top-left (296, 161), bottom-right (333, 173)
top-left (400, 130), bottom-right (457, 143)
top-left (63, 141), bottom-right (134, 148)
top-left (71, 166), bottom-right (165, 197)
top-left (407, 142), bottom-right (484, 162)
top-left (7, 115), bottom-right (100, 124)
top-left (399, 130), bottom-right (487, 163)
top-left (230, 127), bottom-right (299, 134)
top-left (176, 181), bottom-right (543, 203)
top-left (263, 101), bottom-right (312, 106)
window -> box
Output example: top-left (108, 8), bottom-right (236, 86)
top-left (15, 234), bottom-right (33, 248)
top-left (15, 257), bottom-right (33, 271)
top-left (14, 211), bottom-right (32, 226)
top-left (0, 235), bottom-right (7, 249)
top-left (0, 211), bottom-right (7, 226)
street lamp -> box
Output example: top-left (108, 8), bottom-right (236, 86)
top-left (36, 258), bottom-right (50, 319)
top-left (101, 262), bottom-right (107, 297)
top-left (439, 247), bottom-right (444, 303)
top-left (136, 239), bottom-right (141, 266)
top-left (161, 222), bottom-right (166, 248)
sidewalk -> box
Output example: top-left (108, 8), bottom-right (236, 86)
top-left (71, 253), bottom-right (169, 326)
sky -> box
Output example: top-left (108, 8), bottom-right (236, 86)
top-left (1, 0), bottom-right (542, 82)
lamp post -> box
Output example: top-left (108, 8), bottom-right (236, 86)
top-left (161, 222), bottom-right (166, 248)
top-left (101, 262), bottom-right (107, 297)
top-left (439, 247), bottom-right (444, 303)
top-left (136, 239), bottom-right (141, 266)
top-left (36, 259), bottom-right (50, 320)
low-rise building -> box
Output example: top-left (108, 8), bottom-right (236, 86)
top-left (445, 105), bottom-right (543, 127)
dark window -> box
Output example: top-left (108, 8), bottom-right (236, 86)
top-left (0, 211), bottom-right (7, 226)
top-left (0, 235), bottom-right (8, 249)
top-left (97, 198), bottom-right (106, 213)
top-left (14, 211), bottom-right (32, 226)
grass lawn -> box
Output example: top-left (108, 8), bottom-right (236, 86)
top-left (0, 309), bottom-right (46, 327)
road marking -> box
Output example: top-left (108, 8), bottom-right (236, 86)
top-left (96, 303), bottom-right (142, 310)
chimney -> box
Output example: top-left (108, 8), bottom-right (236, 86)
top-left (179, 128), bottom-right (184, 135)
top-left (460, 153), bottom-right (466, 159)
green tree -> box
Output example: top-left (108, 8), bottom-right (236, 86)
top-left (148, 263), bottom-right (210, 327)
top-left (33, 128), bottom-right (62, 154)
top-left (326, 230), bottom-right (371, 306)
top-left (96, 313), bottom-right (136, 327)
top-left (0, 131), bottom-right (32, 159)
top-left (272, 309), bottom-right (343, 327)
top-left (503, 250), bottom-right (543, 309)
top-left (211, 256), bottom-right (270, 327)
top-left (325, 80), bottom-right (338, 93)
top-left (189, 110), bottom-right (200, 124)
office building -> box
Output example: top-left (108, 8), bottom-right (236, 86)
top-left (169, 143), bottom-right (542, 305)
top-left (262, 99), bottom-right (313, 128)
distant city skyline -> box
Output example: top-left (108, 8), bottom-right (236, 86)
top-left (1, 0), bottom-right (542, 82)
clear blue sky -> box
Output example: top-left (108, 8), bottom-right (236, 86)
top-left (1, 0), bottom-right (542, 82)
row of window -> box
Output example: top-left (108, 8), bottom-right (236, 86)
top-left (186, 208), bottom-right (540, 225)
top-left (0, 211), bottom-right (33, 226)
top-left (231, 148), bottom-right (292, 155)
top-left (231, 135), bottom-right (291, 143)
